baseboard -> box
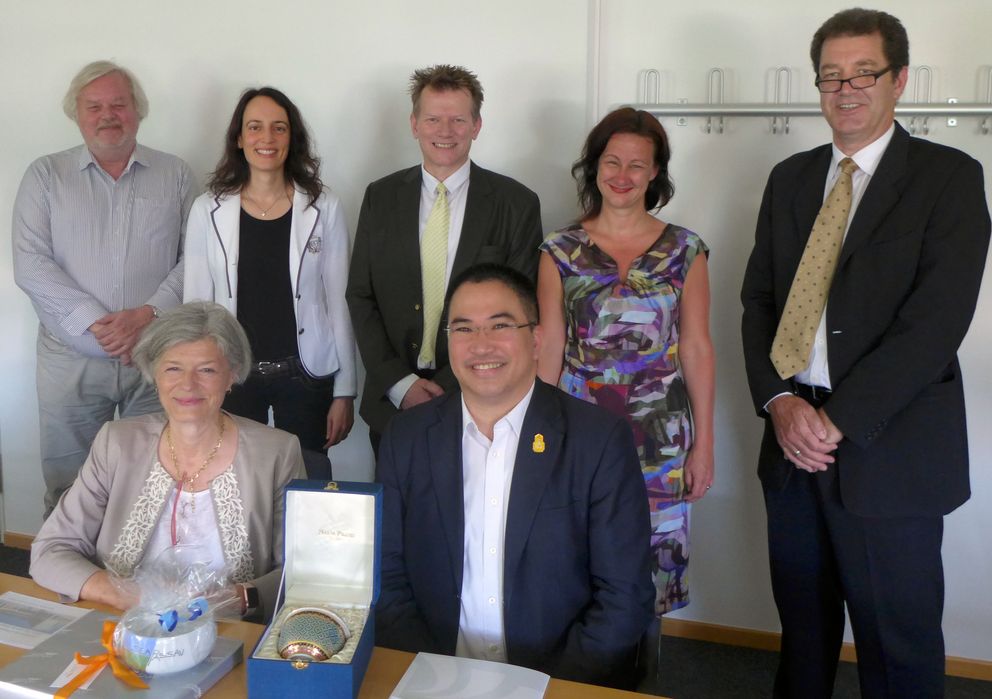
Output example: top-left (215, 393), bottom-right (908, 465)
top-left (3, 531), bottom-right (33, 550)
top-left (661, 617), bottom-right (992, 681)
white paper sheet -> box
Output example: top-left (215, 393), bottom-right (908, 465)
top-left (0, 592), bottom-right (89, 650)
top-left (390, 652), bottom-right (550, 699)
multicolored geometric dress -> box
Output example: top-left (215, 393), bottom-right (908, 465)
top-left (540, 223), bottom-right (708, 615)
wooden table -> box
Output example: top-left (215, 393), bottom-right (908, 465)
top-left (0, 573), bottom-right (657, 698)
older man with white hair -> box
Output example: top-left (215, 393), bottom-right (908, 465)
top-left (13, 60), bottom-right (195, 515)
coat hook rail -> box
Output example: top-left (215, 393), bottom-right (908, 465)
top-left (628, 102), bottom-right (992, 119)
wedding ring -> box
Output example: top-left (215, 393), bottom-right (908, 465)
top-left (793, 449), bottom-right (801, 456)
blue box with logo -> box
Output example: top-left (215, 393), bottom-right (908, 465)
top-left (247, 479), bottom-right (382, 698)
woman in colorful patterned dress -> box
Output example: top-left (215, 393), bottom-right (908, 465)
top-left (537, 108), bottom-right (714, 619)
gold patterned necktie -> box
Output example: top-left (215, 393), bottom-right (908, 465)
top-left (419, 182), bottom-right (449, 365)
top-left (770, 157), bottom-right (858, 379)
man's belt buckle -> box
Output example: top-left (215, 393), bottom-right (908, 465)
top-left (808, 384), bottom-right (831, 401)
top-left (256, 361), bottom-right (278, 376)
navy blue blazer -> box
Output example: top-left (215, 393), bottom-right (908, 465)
top-left (742, 122), bottom-right (990, 517)
top-left (375, 380), bottom-right (654, 688)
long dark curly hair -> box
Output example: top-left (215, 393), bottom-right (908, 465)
top-left (207, 87), bottom-right (323, 206)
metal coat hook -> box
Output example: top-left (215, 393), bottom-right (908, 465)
top-left (910, 65), bottom-right (933, 135)
top-left (983, 68), bottom-right (992, 135)
top-left (706, 68), bottom-right (726, 134)
top-left (637, 69), bottom-right (661, 105)
top-left (772, 67), bottom-right (793, 135)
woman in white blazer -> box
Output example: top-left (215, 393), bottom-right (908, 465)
top-left (184, 88), bottom-right (355, 473)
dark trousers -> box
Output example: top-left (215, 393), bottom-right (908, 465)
top-left (764, 463), bottom-right (945, 699)
top-left (224, 371), bottom-right (333, 479)
top-left (369, 429), bottom-right (382, 462)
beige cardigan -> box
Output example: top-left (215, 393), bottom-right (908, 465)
top-left (30, 413), bottom-right (305, 619)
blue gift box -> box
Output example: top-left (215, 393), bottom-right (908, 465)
top-left (248, 479), bottom-right (382, 698)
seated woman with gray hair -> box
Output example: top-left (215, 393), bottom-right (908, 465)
top-left (30, 302), bottom-right (305, 620)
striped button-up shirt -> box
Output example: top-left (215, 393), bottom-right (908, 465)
top-left (12, 143), bottom-right (195, 357)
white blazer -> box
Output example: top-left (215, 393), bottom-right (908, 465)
top-left (183, 187), bottom-right (356, 397)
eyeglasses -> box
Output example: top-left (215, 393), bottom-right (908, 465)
top-left (814, 66), bottom-right (895, 93)
top-left (445, 321), bottom-right (536, 339)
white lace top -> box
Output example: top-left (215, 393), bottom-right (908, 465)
top-left (145, 482), bottom-right (227, 573)
top-left (104, 462), bottom-right (255, 584)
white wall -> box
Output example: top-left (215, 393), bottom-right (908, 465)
top-left (1, 0), bottom-right (589, 531)
top-left (595, 0), bottom-right (992, 662)
top-left (2, 0), bottom-right (989, 663)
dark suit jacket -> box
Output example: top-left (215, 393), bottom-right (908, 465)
top-left (346, 162), bottom-right (543, 434)
top-left (742, 123), bottom-right (990, 518)
top-left (375, 380), bottom-right (654, 688)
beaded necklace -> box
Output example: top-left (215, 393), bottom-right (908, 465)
top-left (165, 416), bottom-right (225, 544)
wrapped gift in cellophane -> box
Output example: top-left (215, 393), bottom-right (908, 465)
top-left (113, 545), bottom-right (241, 675)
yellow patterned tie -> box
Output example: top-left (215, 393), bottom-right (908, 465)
top-left (419, 182), bottom-right (449, 365)
top-left (771, 158), bottom-right (858, 379)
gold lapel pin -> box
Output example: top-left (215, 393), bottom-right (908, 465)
top-left (532, 434), bottom-right (545, 453)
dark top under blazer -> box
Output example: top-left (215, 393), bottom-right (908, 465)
top-left (375, 380), bottom-right (654, 688)
top-left (741, 123), bottom-right (990, 518)
top-left (346, 162), bottom-right (542, 435)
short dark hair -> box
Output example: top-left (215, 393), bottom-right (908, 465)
top-left (207, 87), bottom-right (324, 206)
top-left (810, 8), bottom-right (909, 73)
top-left (572, 107), bottom-right (674, 221)
top-left (409, 65), bottom-right (484, 120)
top-left (446, 263), bottom-right (539, 324)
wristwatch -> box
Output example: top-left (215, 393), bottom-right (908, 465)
top-left (239, 583), bottom-right (260, 616)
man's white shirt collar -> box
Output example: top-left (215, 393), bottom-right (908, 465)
top-left (422, 158), bottom-right (471, 196)
top-left (461, 381), bottom-right (536, 445)
top-left (831, 123), bottom-right (894, 178)
top-left (78, 142), bottom-right (148, 175)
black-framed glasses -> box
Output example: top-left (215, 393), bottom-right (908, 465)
top-left (445, 321), bottom-right (536, 339)
top-left (814, 66), bottom-right (895, 93)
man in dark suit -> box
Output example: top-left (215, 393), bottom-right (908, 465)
top-left (741, 9), bottom-right (989, 698)
top-left (376, 264), bottom-right (654, 689)
top-left (347, 65), bottom-right (542, 449)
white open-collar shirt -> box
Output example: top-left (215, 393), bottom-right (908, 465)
top-left (455, 383), bottom-right (535, 662)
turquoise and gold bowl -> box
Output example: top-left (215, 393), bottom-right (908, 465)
top-left (277, 607), bottom-right (350, 662)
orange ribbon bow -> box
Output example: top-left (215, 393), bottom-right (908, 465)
top-left (54, 620), bottom-right (149, 698)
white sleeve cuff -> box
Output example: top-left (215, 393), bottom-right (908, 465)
top-left (387, 374), bottom-right (419, 409)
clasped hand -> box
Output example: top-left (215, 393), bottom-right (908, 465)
top-left (768, 395), bottom-right (843, 473)
top-left (90, 306), bottom-right (155, 363)
top-left (400, 378), bottom-right (444, 410)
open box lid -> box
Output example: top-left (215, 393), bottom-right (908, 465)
top-left (281, 480), bottom-right (382, 607)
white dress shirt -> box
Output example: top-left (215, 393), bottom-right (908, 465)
top-left (455, 384), bottom-right (535, 662)
top-left (418, 160), bottom-right (472, 289)
top-left (795, 124), bottom-right (895, 389)
top-left (387, 159), bottom-right (473, 406)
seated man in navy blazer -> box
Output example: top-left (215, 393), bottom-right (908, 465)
top-left (376, 263), bottom-right (654, 689)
